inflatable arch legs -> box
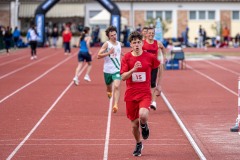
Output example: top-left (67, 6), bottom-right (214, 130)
top-left (35, 0), bottom-right (121, 47)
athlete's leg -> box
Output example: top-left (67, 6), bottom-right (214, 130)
top-left (131, 118), bottom-right (141, 143)
top-left (75, 61), bottom-right (84, 77)
top-left (106, 83), bottom-right (112, 94)
top-left (112, 79), bottom-right (121, 113)
top-left (113, 79), bottom-right (121, 106)
top-left (139, 108), bottom-right (149, 124)
top-left (86, 62), bottom-right (92, 75)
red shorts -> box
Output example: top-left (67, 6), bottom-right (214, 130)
top-left (125, 98), bottom-right (151, 121)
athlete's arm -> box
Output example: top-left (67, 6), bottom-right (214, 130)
top-left (97, 42), bottom-right (114, 59)
top-left (158, 41), bottom-right (167, 62)
top-left (86, 37), bottom-right (92, 55)
top-left (121, 61), bottom-right (142, 81)
top-left (156, 65), bottom-right (162, 90)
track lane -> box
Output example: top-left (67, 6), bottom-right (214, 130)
top-left (0, 49), bottom-right (78, 101)
top-left (0, 49), bottom-right (79, 159)
top-left (4, 51), bottom-right (110, 159)
top-left (3, 47), bottom-right (239, 159)
top-left (162, 60), bottom-right (240, 159)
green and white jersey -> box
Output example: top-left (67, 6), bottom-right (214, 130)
top-left (103, 41), bottom-right (121, 74)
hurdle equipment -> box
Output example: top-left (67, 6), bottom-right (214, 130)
top-left (230, 76), bottom-right (240, 132)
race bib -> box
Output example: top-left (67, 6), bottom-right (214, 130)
top-left (132, 72), bottom-right (146, 82)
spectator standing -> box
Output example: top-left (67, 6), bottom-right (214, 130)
top-left (51, 27), bottom-right (59, 48)
top-left (121, 25), bottom-right (130, 47)
top-left (233, 33), bottom-right (240, 48)
top-left (222, 26), bottom-right (230, 46)
top-left (202, 28), bottom-right (207, 50)
top-left (13, 27), bottom-right (21, 49)
top-left (3, 26), bottom-right (12, 53)
top-left (93, 25), bottom-right (100, 45)
top-left (27, 24), bottom-right (38, 60)
top-left (136, 24), bottom-right (142, 33)
top-left (197, 25), bottom-right (203, 48)
top-left (182, 27), bottom-right (189, 47)
top-left (62, 27), bottom-right (72, 55)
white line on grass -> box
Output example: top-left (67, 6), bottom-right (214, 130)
top-left (6, 61), bottom-right (88, 160)
top-left (161, 92), bottom-right (207, 160)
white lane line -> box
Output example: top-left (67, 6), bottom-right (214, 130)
top-left (103, 89), bottom-right (114, 160)
top-left (0, 52), bottom-right (59, 79)
top-left (204, 60), bottom-right (240, 76)
top-left (0, 50), bottom-right (26, 59)
top-left (0, 55), bottom-right (29, 66)
top-left (161, 92), bottom-right (207, 160)
top-left (0, 48), bottom-right (52, 66)
top-left (6, 61), bottom-right (88, 160)
top-left (0, 138), bottom-right (185, 141)
top-left (2, 143), bottom-right (189, 146)
top-left (0, 53), bottom-right (76, 104)
top-left (187, 64), bottom-right (238, 96)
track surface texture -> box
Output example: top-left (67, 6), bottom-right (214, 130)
top-left (0, 47), bottom-right (240, 160)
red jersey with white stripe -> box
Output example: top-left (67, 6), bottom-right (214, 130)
top-left (142, 40), bottom-right (158, 58)
top-left (120, 51), bottom-right (160, 101)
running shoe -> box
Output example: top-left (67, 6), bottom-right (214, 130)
top-left (73, 77), bottom-right (79, 86)
top-left (107, 92), bottom-right (112, 99)
top-left (141, 123), bottom-right (149, 140)
top-left (133, 142), bottom-right (143, 156)
top-left (84, 75), bottom-right (91, 82)
top-left (112, 104), bottom-right (118, 113)
top-left (150, 101), bottom-right (157, 110)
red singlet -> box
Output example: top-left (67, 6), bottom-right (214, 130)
top-left (142, 40), bottom-right (158, 58)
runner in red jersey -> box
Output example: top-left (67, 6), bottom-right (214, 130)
top-left (142, 27), bottom-right (166, 110)
top-left (120, 31), bottom-right (160, 157)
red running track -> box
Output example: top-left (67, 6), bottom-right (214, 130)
top-left (0, 47), bottom-right (239, 159)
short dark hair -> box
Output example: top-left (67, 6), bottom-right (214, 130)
top-left (147, 27), bottom-right (154, 31)
top-left (142, 26), bottom-right (149, 30)
top-left (105, 26), bottom-right (117, 37)
top-left (128, 31), bottom-right (143, 42)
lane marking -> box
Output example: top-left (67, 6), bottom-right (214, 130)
top-left (0, 55), bottom-right (29, 66)
top-left (6, 53), bottom-right (97, 160)
top-left (204, 60), bottom-right (240, 76)
top-left (187, 64), bottom-right (238, 96)
top-left (1, 143), bottom-right (189, 146)
top-left (103, 88), bottom-right (114, 160)
top-left (6, 60), bottom-right (88, 160)
top-left (0, 52), bottom-right (76, 104)
top-left (161, 92), bottom-right (207, 160)
top-left (0, 48), bottom-right (52, 66)
top-left (0, 138), bottom-right (186, 142)
top-left (0, 52), bottom-right (59, 79)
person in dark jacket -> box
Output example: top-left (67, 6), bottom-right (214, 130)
top-left (3, 26), bottom-right (12, 53)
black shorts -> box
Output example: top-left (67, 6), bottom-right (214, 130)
top-left (151, 68), bottom-right (158, 88)
top-left (78, 51), bottom-right (92, 62)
